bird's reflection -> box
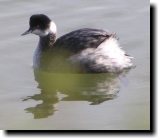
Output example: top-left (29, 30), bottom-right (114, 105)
top-left (23, 70), bottom-right (130, 119)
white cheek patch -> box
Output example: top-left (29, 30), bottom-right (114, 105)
top-left (49, 21), bottom-right (57, 34)
top-left (32, 21), bottom-right (57, 37)
top-left (32, 29), bottom-right (49, 37)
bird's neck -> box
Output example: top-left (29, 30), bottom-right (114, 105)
top-left (38, 33), bottom-right (56, 51)
top-left (38, 21), bottom-right (57, 51)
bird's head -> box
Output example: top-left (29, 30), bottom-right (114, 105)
top-left (22, 14), bottom-right (57, 37)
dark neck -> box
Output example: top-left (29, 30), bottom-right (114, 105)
top-left (38, 33), bottom-right (56, 51)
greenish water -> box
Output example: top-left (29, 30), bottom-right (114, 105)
top-left (0, 0), bottom-right (150, 130)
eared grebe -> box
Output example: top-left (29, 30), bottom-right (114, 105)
top-left (22, 14), bottom-right (133, 73)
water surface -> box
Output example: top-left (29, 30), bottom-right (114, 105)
top-left (0, 0), bottom-right (150, 130)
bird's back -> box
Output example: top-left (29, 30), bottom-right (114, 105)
top-left (54, 28), bottom-right (117, 53)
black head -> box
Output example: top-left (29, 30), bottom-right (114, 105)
top-left (29, 14), bottom-right (51, 30)
top-left (22, 14), bottom-right (56, 37)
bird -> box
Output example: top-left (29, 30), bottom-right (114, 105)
top-left (22, 14), bottom-right (133, 73)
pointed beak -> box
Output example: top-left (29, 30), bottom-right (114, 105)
top-left (21, 28), bottom-right (32, 36)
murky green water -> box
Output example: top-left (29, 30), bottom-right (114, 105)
top-left (0, 0), bottom-right (150, 130)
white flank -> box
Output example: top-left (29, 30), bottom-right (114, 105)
top-left (69, 37), bottom-right (133, 72)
